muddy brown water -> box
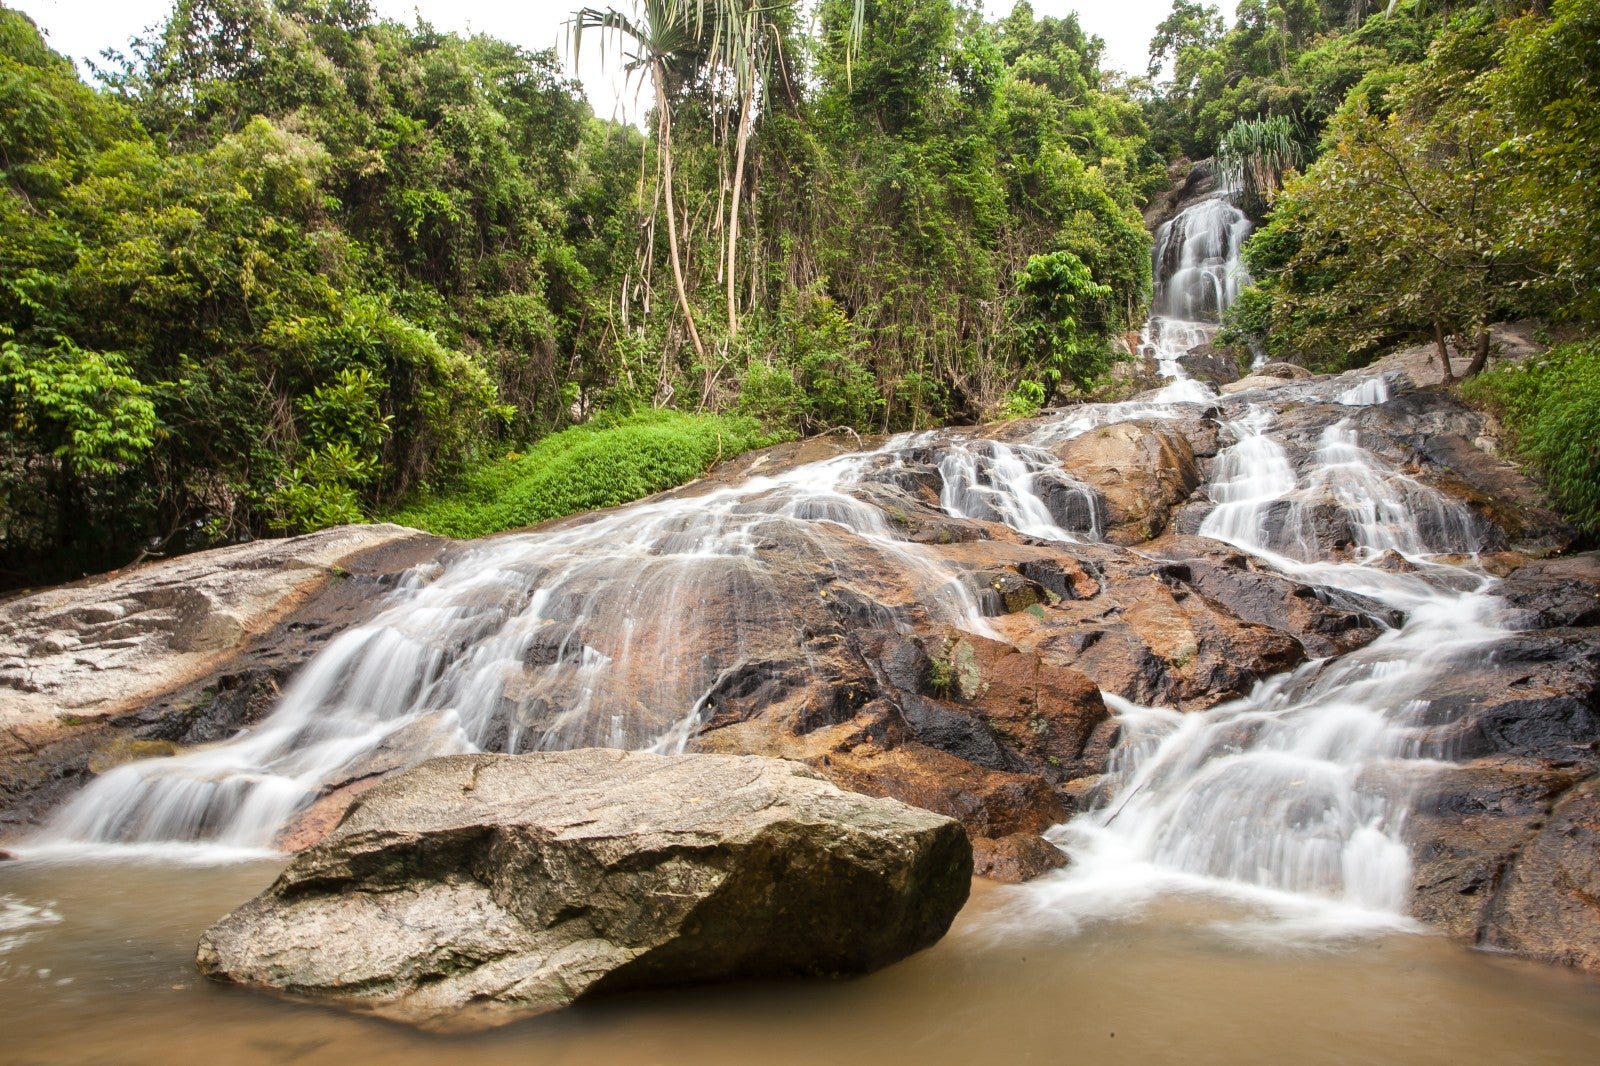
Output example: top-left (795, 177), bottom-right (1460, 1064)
top-left (3, 860), bottom-right (1600, 1065)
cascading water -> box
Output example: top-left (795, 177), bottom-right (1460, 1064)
top-left (23, 179), bottom-right (1512, 946)
top-left (932, 436), bottom-right (1100, 541)
top-left (1024, 402), bottom-right (1499, 932)
top-left (35, 446), bottom-right (1010, 855)
top-left (1151, 197), bottom-right (1254, 322)
top-left (1142, 191), bottom-right (1255, 392)
top-left (1008, 195), bottom-right (1501, 933)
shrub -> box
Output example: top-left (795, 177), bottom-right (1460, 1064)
top-left (387, 409), bottom-right (786, 539)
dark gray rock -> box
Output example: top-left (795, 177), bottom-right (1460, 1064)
top-left (1483, 776), bottom-right (1600, 970)
top-left (1497, 553), bottom-right (1600, 630)
top-left (1411, 630), bottom-right (1600, 765)
top-left (197, 750), bottom-right (972, 1031)
top-left (1408, 757), bottom-right (1589, 941)
top-left (1177, 343), bottom-right (1244, 387)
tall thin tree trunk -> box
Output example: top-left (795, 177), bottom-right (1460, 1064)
top-left (1464, 326), bottom-right (1492, 377)
top-left (726, 79), bottom-right (755, 337)
top-left (1432, 320), bottom-right (1454, 382)
top-left (652, 61), bottom-right (705, 365)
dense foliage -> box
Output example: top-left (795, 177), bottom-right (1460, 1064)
top-left (1462, 342), bottom-right (1600, 538)
top-left (1, 0), bottom-right (1157, 583)
top-left (8, 0), bottom-right (1592, 577)
top-left (1225, 1), bottom-right (1599, 372)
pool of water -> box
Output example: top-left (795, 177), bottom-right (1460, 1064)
top-left (3, 859), bottom-right (1598, 1065)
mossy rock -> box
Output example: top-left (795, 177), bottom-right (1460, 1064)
top-left (88, 738), bottom-right (182, 774)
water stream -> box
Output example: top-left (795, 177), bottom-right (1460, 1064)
top-left (23, 191), bottom-right (1500, 931)
top-left (3, 193), bottom-right (1590, 1057)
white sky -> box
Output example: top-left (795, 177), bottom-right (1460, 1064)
top-left (19, 0), bottom-right (1182, 124)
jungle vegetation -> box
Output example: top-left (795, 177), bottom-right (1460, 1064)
top-left (1, 0), bottom-right (1594, 582)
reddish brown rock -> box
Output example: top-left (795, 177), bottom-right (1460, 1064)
top-left (1049, 421), bottom-right (1200, 545)
top-left (972, 832), bottom-right (1069, 883)
top-left (820, 742), bottom-right (1066, 839)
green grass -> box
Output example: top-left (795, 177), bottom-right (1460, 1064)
top-left (386, 410), bottom-right (787, 539)
top-left (1462, 340), bottom-right (1600, 540)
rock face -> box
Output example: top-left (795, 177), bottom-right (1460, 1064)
top-left (197, 750), bottom-right (972, 1031)
top-left (0, 524), bottom-right (433, 729)
top-left (0, 526), bottom-right (448, 831)
top-left (1177, 343), bottom-right (1243, 387)
top-left (1049, 421), bottom-right (1200, 545)
top-left (1406, 551), bottom-right (1600, 969)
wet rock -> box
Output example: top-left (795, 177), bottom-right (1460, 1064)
top-left (931, 636), bottom-right (1109, 782)
top-left (1482, 776), bottom-right (1600, 972)
top-left (820, 742), bottom-right (1067, 838)
top-left (971, 832), bottom-right (1068, 883)
top-left (198, 750), bottom-right (971, 1031)
top-left (85, 738), bottom-right (182, 775)
top-left (1408, 757), bottom-right (1588, 942)
top-left (1049, 421), bottom-right (1200, 545)
top-left (1177, 343), bottom-right (1244, 387)
top-left (1411, 630), bottom-right (1600, 765)
top-left (1143, 534), bottom-right (1393, 658)
top-left (1497, 553), bottom-right (1600, 630)
top-left (1345, 394), bottom-right (1575, 555)
top-left (0, 525), bottom-right (434, 732)
top-left (0, 529), bottom-right (450, 835)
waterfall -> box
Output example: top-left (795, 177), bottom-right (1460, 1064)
top-left (1139, 193), bottom-right (1254, 391)
top-left (1151, 196), bottom-right (1254, 322)
top-left (1023, 407), bottom-right (1499, 932)
top-left (32, 446), bottom-right (1010, 855)
top-left (23, 176), bottom-right (1501, 940)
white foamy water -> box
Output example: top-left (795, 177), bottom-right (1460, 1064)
top-left (29, 441), bottom-right (1018, 856)
top-left (1022, 396), bottom-right (1499, 936)
top-left (1152, 196), bottom-right (1253, 322)
top-left (934, 437), bottom-right (1099, 541)
top-left (0, 895), bottom-right (62, 957)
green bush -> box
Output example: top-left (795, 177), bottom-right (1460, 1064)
top-left (387, 410), bottom-right (786, 539)
top-left (1462, 341), bottom-right (1600, 538)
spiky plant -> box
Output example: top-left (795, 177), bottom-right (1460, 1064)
top-left (1216, 114), bottom-right (1308, 214)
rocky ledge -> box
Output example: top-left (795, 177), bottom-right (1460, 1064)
top-left (197, 750), bottom-right (972, 1031)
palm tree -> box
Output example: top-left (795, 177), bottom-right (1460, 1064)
top-left (573, 1), bottom-right (865, 352)
top-left (573, 1), bottom-right (715, 366)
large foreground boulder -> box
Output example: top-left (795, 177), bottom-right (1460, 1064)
top-left (197, 750), bottom-right (972, 1031)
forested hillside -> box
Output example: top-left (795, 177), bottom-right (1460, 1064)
top-left (1, 0), bottom-right (1594, 587)
top-left (0, 0), bottom-right (1158, 585)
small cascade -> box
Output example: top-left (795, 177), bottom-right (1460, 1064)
top-left (1199, 410), bottom-right (1482, 568)
top-left (933, 438), bottom-right (1099, 540)
top-left (35, 446), bottom-right (1005, 854)
top-left (1029, 406), bottom-right (1499, 930)
top-left (1337, 375), bottom-right (1391, 407)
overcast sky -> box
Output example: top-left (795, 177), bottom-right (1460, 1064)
top-left (20, 0), bottom-right (1184, 123)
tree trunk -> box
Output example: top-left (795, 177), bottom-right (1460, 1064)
top-left (1432, 320), bottom-right (1454, 382)
top-left (726, 79), bottom-right (755, 338)
top-left (1464, 326), bottom-right (1492, 377)
top-left (651, 61), bottom-right (705, 365)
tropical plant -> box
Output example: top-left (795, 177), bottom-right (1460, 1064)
top-left (1215, 114), bottom-right (1307, 214)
